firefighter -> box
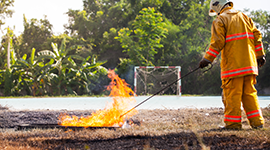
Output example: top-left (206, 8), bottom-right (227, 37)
top-left (199, 0), bottom-right (266, 129)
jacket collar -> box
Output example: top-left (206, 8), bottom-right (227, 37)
top-left (219, 6), bottom-right (233, 15)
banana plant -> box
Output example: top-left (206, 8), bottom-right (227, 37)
top-left (11, 48), bottom-right (54, 96)
top-left (65, 55), bottom-right (107, 95)
top-left (38, 38), bottom-right (84, 95)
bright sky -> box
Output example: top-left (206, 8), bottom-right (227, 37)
top-left (1, 0), bottom-right (270, 37)
top-left (1, 0), bottom-right (83, 36)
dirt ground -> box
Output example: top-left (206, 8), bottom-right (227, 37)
top-left (0, 106), bottom-right (270, 150)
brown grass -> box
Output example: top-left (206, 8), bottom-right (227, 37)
top-left (0, 106), bottom-right (270, 149)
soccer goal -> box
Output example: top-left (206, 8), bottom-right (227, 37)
top-left (134, 66), bottom-right (181, 96)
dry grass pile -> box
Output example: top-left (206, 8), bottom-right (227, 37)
top-left (0, 106), bottom-right (270, 149)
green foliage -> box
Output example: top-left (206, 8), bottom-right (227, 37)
top-left (249, 10), bottom-right (270, 50)
top-left (38, 38), bottom-right (107, 96)
top-left (116, 7), bottom-right (168, 66)
top-left (0, 35), bottom-right (108, 96)
top-left (100, 28), bottom-right (127, 68)
top-left (0, 0), bottom-right (14, 26)
top-left (1, 0), bottom-right (269, 96)
top-left (65, 0), bottom-right (129, 68)
top-left (248, 10), bottom-right (270, 90)
top-left (38, 38), bottom-right (83, 95)
top-left (65, 0), bottom-right (219, 95)
top-left (115, 58), bottom-right (135, 89)
top-left (18, 15), bottom-right (53, 57)
top-left (11, 48), bottom-right (48, 96)
top-left (4, 68), bottom-right (12, 96)
top-left (0, 27), bottom-right (17, 69)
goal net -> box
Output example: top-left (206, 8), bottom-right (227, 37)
top-left (134, 66), bottom-right (181, 96)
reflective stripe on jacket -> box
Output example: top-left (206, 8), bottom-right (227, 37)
top-left (204, 7), bottom-right (265, 79)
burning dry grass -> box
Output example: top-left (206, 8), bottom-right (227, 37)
top-left (59, 70), bottom-right (138, 128)
top-left (0, 107), bottom-right (270, 149)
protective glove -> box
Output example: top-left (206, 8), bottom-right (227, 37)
top-left (257, 56), bottom-right (266, 68)
top-left (199, 59), bottom-right (211, 68)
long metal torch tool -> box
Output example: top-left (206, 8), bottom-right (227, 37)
top-left (120, 64), bottom-right (212, 118)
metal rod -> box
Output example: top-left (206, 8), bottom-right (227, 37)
top-left (120, 66), bottom-right (205, 118)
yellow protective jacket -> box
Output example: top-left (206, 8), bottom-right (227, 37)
top-left (204, 7), bottom-right (265, 79)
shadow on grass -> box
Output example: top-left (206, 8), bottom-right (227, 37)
top-left (38, 132), bottom-right (201, 150)
top-left (8, 131), bottom-right (268, 150)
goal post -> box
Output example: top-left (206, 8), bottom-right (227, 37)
top-left (134, 66), bottom-right (181, 96)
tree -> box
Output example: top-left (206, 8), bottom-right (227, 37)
top-left (18, 15), bottom-right (53, 57)
top-left (158, 0), bottom-right (218, 94)
top-left (249, 10), bottom-right (270, 90)
top-left (116, 7), bottom-right (168, 66)
top-left (0, 28), bottom-right (16, 96)
top-left (248, 10), bottom-right (270, 51)
top-left (0, 0), bottom-right (14, 28)
top-left (0, 27), bottom-right (16, 69)
top-left (65, 0), bottom-right (130, 68)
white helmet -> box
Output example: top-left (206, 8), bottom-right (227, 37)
top-left (209, 0), bottom-right (233, 16)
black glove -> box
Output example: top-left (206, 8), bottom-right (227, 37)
top-left (199, 59), bottom-right (211, 68)
top-left (257, 56), bottom-right (266, 68)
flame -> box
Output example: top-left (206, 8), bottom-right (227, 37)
top-left (58, 69), bottom-right (137, 127)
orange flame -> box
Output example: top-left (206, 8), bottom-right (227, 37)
top-left (58, 69), bottom-right (137, 127)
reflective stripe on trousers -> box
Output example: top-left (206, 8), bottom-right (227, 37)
top-left (224, 115), bottom-right (241, 122)
top-left (221, 75), bottom-right (264, 128)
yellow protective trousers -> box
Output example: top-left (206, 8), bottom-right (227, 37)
top-left (221, 75), bottom-right (264, 129)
